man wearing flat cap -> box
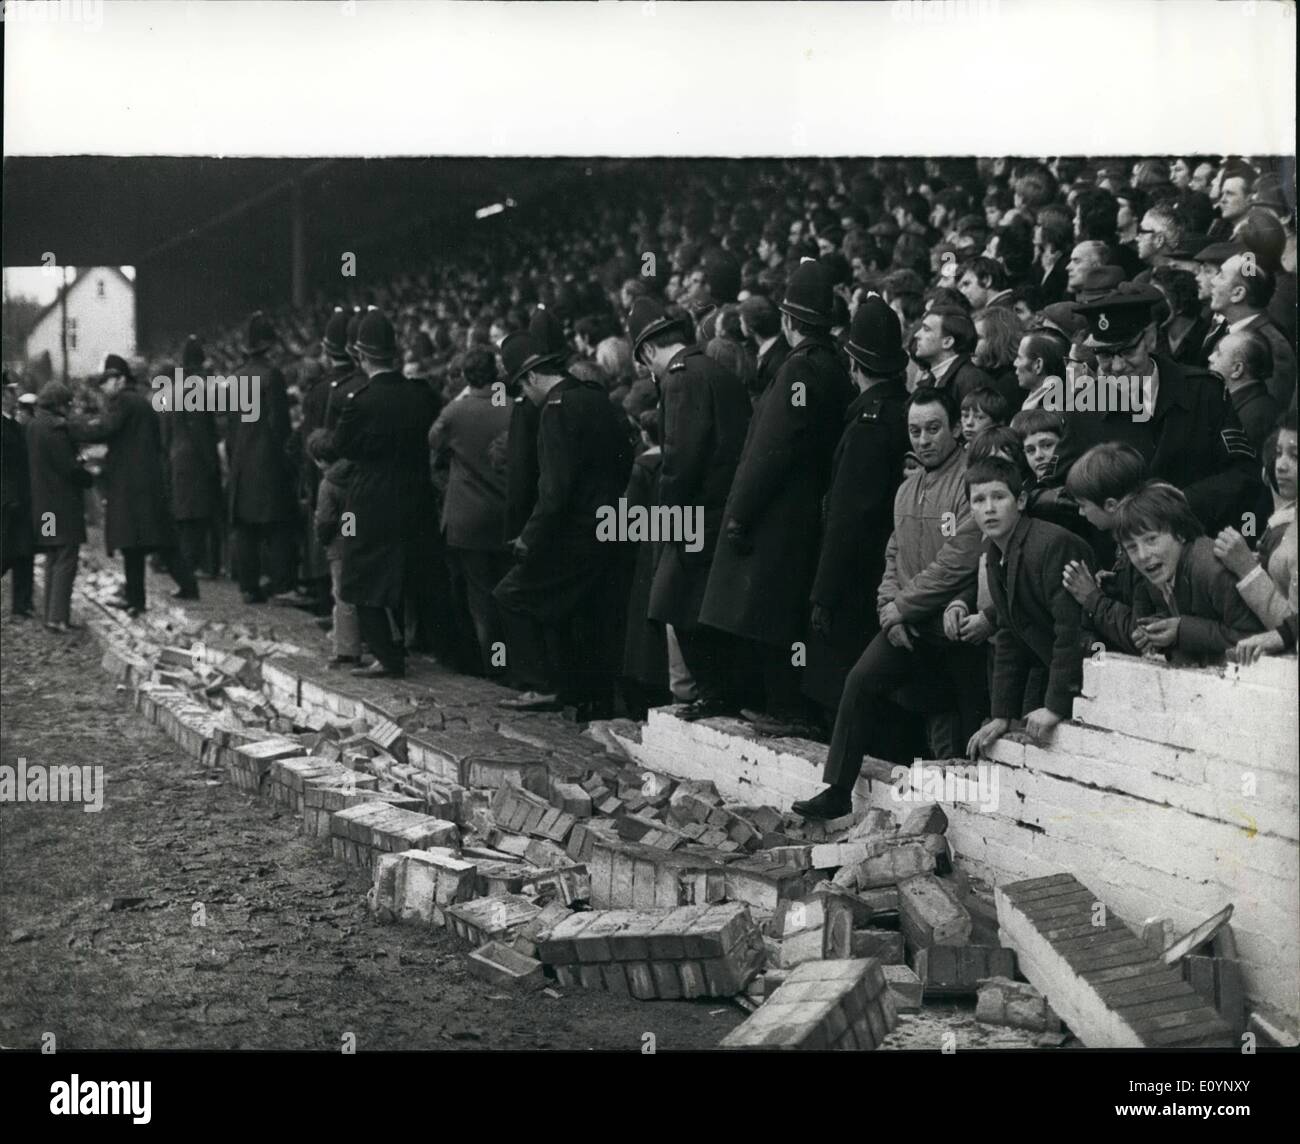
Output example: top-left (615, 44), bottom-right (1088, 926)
top-left (628, 296), bottom-right (752, 721)
top-left (700, 259), bottom-right (854, 735)
top-left (492, 329), bottom-right (633, 720)
top-left (1053, 283), bottom-right (1260, 533)
top-left (802, 294), bottom-right (911, 716)
top-left (318, 308), bottom-right (439, 678)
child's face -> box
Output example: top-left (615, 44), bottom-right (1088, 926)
top-left (1121, 529), bottom-right (1184, 589)
top-left (1076, 498), bottom-right (1113, 531)
top-left (969, 479), bottom-right (1024, 545)
top-left (961, 406), bottom-right (994, 441)
top-left (1022, 431), bottom-right (1060, 479)
top-left (1275, 429), bottom-right (1297, 503)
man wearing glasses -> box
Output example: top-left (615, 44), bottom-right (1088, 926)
top-left (1133, 203), bottom-right (1185, 285)
top-left (1051, 284), bottom-right (1261, 534)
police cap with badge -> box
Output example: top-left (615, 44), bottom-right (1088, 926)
top-left (1073, 282), bottom-right (1165, 350)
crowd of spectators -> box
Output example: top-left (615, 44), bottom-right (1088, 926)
top-left (2, 156), bottom-right (1295, 810)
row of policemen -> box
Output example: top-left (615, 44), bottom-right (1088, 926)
top-left (622, 262), bottom-right (911, 737)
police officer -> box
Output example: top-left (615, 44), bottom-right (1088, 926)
top-left (628, 295), bottom-right (752, 720)
top-left (323, 307), bottom-right (365, 433)
top-left (493, 330), bottom-right (633, 719)
top-left (804, 294), bottom-right (911, 716)
top-left (320, 308), bottom-right (439, 678)
top-left (1056, 283), bottom-right (1260, 534)
top-left (699, 259), bottom-right (855, 736)
top-left (307, 308), bottom-right (351, 440)
top-left (227, 312), bottom-right (295, 602)
top-left (159, 335), bottom-right (221, 596)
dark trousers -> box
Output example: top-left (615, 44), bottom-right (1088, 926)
top-left (39, 544), bottom-right (78, 624)
top-left (822, 628), bottom-right (989, 789)
top-left (496, 598), bottom-right (615, 709)
top-left (760, 641), bottom-right (813, 718)
top-left (6, 554), bottom-right (34, 615)
top-left (674, 623), bottom-right (747, 707)
top-left (497, 605), bottom-right (557, 693)
top-left (234, 522), bottom-right (292, 597)
top-left (357, 605), bottom-right (405, 673)
top-left (166, 540), bottom-right (197, 596)
top-left (122, 548), bottom-right (148, 610)
top-left (206, 517), bottom-right (224, 577)
top-left (450, 547), bottom-right (511, 675)
top-left (175, 519), bottom-right (209, 586)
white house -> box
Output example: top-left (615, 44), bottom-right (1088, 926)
top-left (24, 267), bottom-right (136, 380)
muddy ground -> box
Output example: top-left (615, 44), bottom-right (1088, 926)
top-left (0, 557), bottom-right (1041, 1052)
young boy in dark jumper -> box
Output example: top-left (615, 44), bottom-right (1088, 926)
top-left (963, 457), bottom-right (1094, 759)
top-left (1113, 482), bottom-right (1264, 667)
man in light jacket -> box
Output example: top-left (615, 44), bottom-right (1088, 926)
top-left (793, 386), bottom-right (988, 819)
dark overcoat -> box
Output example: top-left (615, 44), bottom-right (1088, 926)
top-left (74, 386), bottom-right (174, 552)
top-left (648, 345), bottom-right (752, 628)
top-left (699, 331), bottom-right (853, 647)
top-left (159, 404), bottom-right (221, 522)
top-left (226, 353), bottom-right (295, 525)
top-left (494, 374), bottom-right (633, 623)
top-left (323, 369), bottom-right (439, 609)
top-left (26, 409), bottom-right (92, 546)
top-left (621, 448), bottom-right (668, 689)
top-left (802, 378), bottom-right (909, 708)
top-left (2, 414), bottom-right (35, 562)
top-left (503, 394), bottom-right (541, 543)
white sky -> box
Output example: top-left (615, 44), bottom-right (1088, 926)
top-left (1, 0), bottom-right (1295, 158)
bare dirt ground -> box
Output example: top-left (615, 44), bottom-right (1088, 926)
top-left (0, 571), bottom-right (743, 1051)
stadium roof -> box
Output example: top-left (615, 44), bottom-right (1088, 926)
top-left (2, 157), bottom-right (607, 270)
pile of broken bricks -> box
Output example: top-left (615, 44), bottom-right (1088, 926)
top-left (70, 565), bottom-right (1256, 1049)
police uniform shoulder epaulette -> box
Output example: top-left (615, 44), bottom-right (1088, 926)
top-left (860, 406), bottom-right (881, 422)
top-left (349, 381), bottom-right (370, 399)
top-left (547, 393), bottom-right (564, 405)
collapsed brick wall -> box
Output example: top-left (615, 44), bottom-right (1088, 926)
top-left (617, 654), bottom-right (1300, 1029)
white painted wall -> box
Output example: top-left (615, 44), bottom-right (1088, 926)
top-left (25, 269), bottom-right (136, 379)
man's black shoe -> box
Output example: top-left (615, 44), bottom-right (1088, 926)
top-left (791, 786), bottom-right (852, 820)
top-left (172, 588), bottom-right (200, 600)
top-left (350, 661), bottom-right (405, 680)
top-left (678, 696), bottom-right (736, 723)
top-left (327, 655), bottom-right (362, 670)
top-left (241, 592), bottom-right (267, 605)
